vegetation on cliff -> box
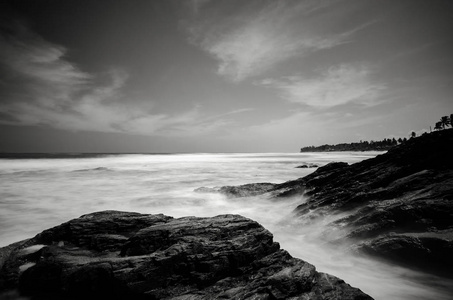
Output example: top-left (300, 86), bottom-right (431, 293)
top-left (301, 114), bottom-right (452, 152)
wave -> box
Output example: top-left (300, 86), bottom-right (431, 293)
top-left (72, 167), bottom-right (112, 173)
top-left (0, 170), bottom-right (52, 177)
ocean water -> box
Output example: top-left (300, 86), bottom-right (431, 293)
top-left (0, 152), bottom-right (451, 299)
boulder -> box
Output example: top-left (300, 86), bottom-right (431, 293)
top-left (0, 211), bottom-right (372, 299)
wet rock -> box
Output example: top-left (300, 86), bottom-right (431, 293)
top-left (295, 163), bottom-right (319, 168)
top-left (209, 130), bottom-right (453, 278)
top-left (194, 183), bottom-right (277, 198)
top-left (289, 130), bottom-right (453, 278)
top-left (357, 231), bottom-right (453, 278)
top-left (0, 211), bottom-right (372, 299)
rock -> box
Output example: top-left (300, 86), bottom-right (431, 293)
top-left (0, 211), bottom-right (372, 299)
top-left (295, 164), bottom-right (319, 168)
top-left (291, 130), bottom-right (453, 278)
top-left (358, 231), bottom-right (453, 278)
top-left (194, 183), bottom-right (277, 198)
top-left (205, 130), bottom-right (453, 279)
top-left (296, 164), bottom-right (309, 168)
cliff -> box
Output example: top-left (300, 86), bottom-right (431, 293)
top-left (0, 211), bottom-right (372, 299)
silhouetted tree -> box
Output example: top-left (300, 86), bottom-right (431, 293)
top-left (440, 116), bottom-right (450, 129)
top-left (450, 114), bottom-right (453, 127)
top-left (434, 121), bottom-right (443, 131)
top-left (411, 132), bottom-right (416, 138)
top-left (402, 137), bottom-right (407, 143)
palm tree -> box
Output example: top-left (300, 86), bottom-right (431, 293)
top-left (434, 121), bottom-right (443, 130)
top-left (440, 116), bottom-right (450, 129)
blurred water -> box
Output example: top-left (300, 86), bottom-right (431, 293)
top-left (0, 152), bottom-right (451, 299)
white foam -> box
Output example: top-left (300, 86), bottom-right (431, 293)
top-left (19, 244), bottom-right (45, 256)
top-left (18, 262), bottom-right (36, 273)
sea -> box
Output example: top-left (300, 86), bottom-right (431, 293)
top-left (0, 152), bottom-right (452, 300)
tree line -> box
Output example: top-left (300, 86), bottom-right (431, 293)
top-left (300, 138), bottom-right (403, 152)
top-left (300, 113), bottom-right (452, 152)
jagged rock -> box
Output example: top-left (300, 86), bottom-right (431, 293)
top-left (293, 130), bottom-right (453, 278)
top-left (358, 231), bottom-right (453, 278)
top-left (203, 130), bottom-right (453, 279)
top-left (0, 211), bottom-right (372, 299)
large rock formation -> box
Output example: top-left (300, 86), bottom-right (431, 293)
top-left (197, 130), bottom-right (453, 279)
top-left (0, 211), bottom-right (372, 299)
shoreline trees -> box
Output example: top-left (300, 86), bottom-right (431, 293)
top-left (300, 138), bottom-right (399, 152)
top-left (301, 114), bottom-right (452, 152)
top-left (435, 115), bottom-right (452, 131)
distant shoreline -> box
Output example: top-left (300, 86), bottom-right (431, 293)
top-left (300, 148), bottom-right (390, 152)
top-left (300, 139), bottom-right (399, 152)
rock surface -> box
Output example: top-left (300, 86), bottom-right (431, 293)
top-left (194, 183), bottom-right (277, 198)
top-left (0, 211), bottom-right (372, 300)
top-left (199, 130), bottom-right (453, 279)
top-left (295, 164), bottom-right (319, 169)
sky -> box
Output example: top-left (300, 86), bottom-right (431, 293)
top-left (1, 0), bottom-right (452, 153)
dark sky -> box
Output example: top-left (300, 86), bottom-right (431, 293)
top-left (1, 0), bottom-right (453, 152)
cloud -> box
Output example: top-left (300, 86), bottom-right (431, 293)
top-left (259, 64), bottom-right (387, 108)
top-left (0, 21), bottom-right (90, 107)
top-left (0, 21), bottom-right (246, 137)
top-left (188, 0), bottom-right (211, 15)
top-left (187, 1), bottom-right (364, 82)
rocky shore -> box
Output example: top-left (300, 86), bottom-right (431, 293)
top-left (197, 129), bottom-right (453, 279)
top-left (2, 130), bottom-right (452, 299)
top-left (0, 211), bottom-right (372, 299)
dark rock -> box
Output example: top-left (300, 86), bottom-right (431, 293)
top-left (295, 164), bottom-right (319, 168)
top-left (358, 232), bottom-right (453, 278)
top-left (194, 183), bottom-right (277, 198)
top-left (296, 164), bottom-right (309, 168)
top-left (207, 130), bottom-right (453, 279)
top-left (290, 130), bottom-right (453, 278)
top-left (0, 211), bottom-right (372, 299)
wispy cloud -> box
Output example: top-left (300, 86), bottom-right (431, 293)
top-left (259, 64), bottom-right (387, 108)
top-left (0, 21), bottom-right (90, 107)
top-left (121, 105), bottom-right (252, 137)
top-left (0, 21), bottom-right (246, 137)
top-left (188, 0), bottom-right (211, 15)
top-left (187, 0), bottom-right (366, 82)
